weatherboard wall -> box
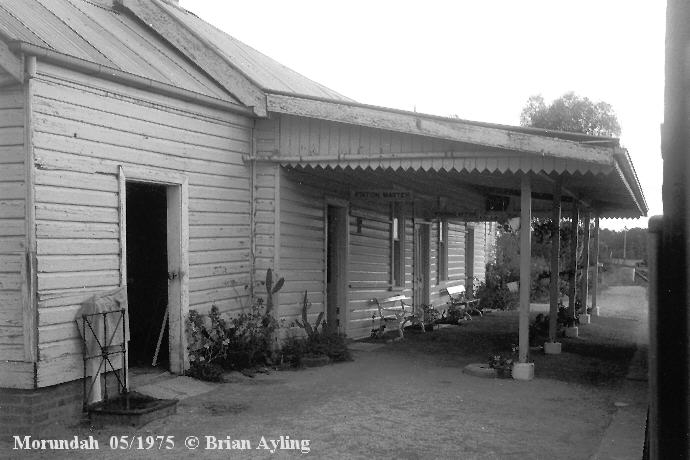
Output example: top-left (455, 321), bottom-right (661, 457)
top-left (0, 82), bottom-right (35, 389)
top-left (29, 61), bottom-right (252, 387)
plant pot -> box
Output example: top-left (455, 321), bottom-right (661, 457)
top-left (544, 341), bottom-right (562, 354)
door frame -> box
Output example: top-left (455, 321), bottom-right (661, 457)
top-left (119, 166), bottom-right (189, 377)
top-left (324, 197), bottom-right (349, 334)
top-left (413, 221), bottom-right (431, 307)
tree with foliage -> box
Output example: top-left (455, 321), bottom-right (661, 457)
top-left (520, 92), bottom-right (621, 137)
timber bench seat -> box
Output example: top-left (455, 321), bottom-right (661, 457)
top-left (442, 284), bottom-right (481, 320)
top-left (370, 294), bottom-right (424, 339)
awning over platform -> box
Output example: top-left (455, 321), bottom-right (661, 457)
top-left (261, 93), bottom-right (647, 219)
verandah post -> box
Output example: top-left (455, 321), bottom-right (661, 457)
top-left (592, 216), bottom-right (600, 316)
top-left (514, 173), bottom-right (534, 380)
top-left (518, 174), bottom-right (531, 363)
top-left (548, 183), bottom-right (561, 343)
top-left (568, 204), bottom-right (579, 319)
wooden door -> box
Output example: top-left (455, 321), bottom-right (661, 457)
top-left (326, 203), bottom-right (348, 333)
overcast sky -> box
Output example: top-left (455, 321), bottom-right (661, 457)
top-left (179, 0), bottom-right (665, 231)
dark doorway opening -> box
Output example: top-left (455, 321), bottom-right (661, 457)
top-left (126, 182), bottom-right (169, 370)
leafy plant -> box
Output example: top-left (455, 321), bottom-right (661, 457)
top-left (488, 354), bottom-right (514, 370)
top-left (294, 290), bottom-right (324, 339)
top-left (185, 306), bottom-right (231, 366)
top-left (476, 262), bottom-right (519, 310)
top-left (226, 298), bottom-right (278, 368)
top-left (291, 291), bottom-right (351, 363)
top-left (422, 304), bottom-right (440, 325)
top-left (488, 345), bottom-right (518, 372)
top-left (264, 268), bottom-right (285, 314)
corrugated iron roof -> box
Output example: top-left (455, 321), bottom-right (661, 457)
top-left (0, 0), bottom-right (237, 102)
top-left (150, 0), bottom-right (353, 102)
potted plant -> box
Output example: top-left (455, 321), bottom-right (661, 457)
top-left (488, 353), bottom-right (514, 379)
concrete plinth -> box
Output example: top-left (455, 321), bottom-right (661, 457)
top-left (512, 362), bottom-right (534, 381)
top-left (579, 314), bottom-right (591, 324)
top-left (544, 341), bottom-right (562, 354)
top-left (565, 326), bottom-right (579, 338)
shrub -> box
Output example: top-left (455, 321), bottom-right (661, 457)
top-left (476, 262), bottom-right (519, 310)
top-left (291, 291), bottom-right (352, 364)
top-left (185, 298), bottom-right (278, 380)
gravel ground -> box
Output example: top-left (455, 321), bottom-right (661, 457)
top-left (6, 285), bottom-right (648, 460)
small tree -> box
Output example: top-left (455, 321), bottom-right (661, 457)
top-left (520, 92), bottom-right (621, 137)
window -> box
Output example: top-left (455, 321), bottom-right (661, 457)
top-left (438, 220), bottom-right (448, 281)
top-left (392, 204), bottom-right (404, 287)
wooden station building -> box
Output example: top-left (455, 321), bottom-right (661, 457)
top-left (0, 0), bottom-right (646, 433)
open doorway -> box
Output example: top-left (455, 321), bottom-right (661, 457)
top-left (126, 182), bottom-right (169, 370)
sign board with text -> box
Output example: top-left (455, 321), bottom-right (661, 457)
top-left (351, 190), bottom-right (413, 202)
